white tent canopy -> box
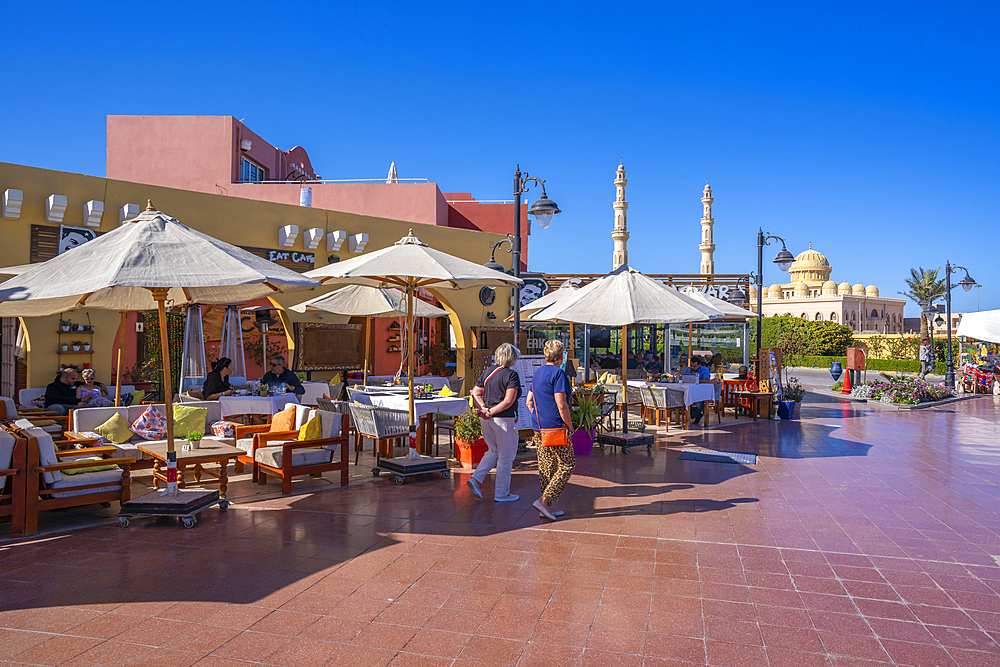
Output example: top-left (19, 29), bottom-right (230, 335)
top-left (290, 285), bottom-right (448, 318)
top-left (956, 310), bottom-right (1000, 343)
top-left (681, 288), bottom-right (755, 319)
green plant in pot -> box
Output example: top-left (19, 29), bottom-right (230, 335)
top-left (777, 376), bottom-right (805, 419)
top-left (570, 390), bottom-right (602, 455)
top-left (454, 409), bottom-right (487, 469)
top-left (186, 430), bottom-right (203, 450)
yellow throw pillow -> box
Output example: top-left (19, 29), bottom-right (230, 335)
top-left (172, 405), bottom-right (208, 439)
top-left (29, 419), bottom-right (57, 427)
top-left (439, 384), bottom-right (455, 396)
top-left (270, 405), bottom-right (296, 432)
top-left (94, 412), bottom-right (134, 445)
top-left (61, 455), bottom-right (118, 475)
top-left (129, 390), bottom-right (145, 406)
top-left (298, 415), bottom-right (323, 441)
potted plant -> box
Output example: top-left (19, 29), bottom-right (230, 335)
top-left (777, 376), bottom-right (805, 420)
top-left (82, 342), bottom-right (91, 352)
top-left (570, 389), bottom-right (602, 455)
top-left (186, 431), bottom-right (203, 450)
top-left (75, 323), bottom-right (86, 332)
top-left (61, 342), bottom-right (69, 352)
top-left (71, 341), bottom-right (82, 352)
top-left (454, 409), bottom-right (487, 469)
top-left (82, 324), bottom-right (92, 332)
top-left (60, 319), bottom-right (71, 332)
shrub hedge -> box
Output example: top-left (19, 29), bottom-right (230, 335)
top-left (784, 355), bottom-right (946, 375)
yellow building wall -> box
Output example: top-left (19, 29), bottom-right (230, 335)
top-left (0, 162), bottom-right (513, 392)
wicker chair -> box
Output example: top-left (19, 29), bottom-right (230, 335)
top-left (448, 377), bottom-right (464, 394)
top-left (649, 385), bottom-right (685, 427)
top-left (638, 386), bottom-right (657, 425)
top-left (317, 398), bottom-right (358, 458)
top-left (597, 390), bottom-right (620, 432)
top-left (623, 385), bottom-right (646, 432)
top-left (347, 403), bottom-right (410, 466)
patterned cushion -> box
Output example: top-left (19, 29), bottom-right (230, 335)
top-left (254, 445), bottom-right (331, 469)
top-left (211, 421), bottom-right (238, 438)
top-left (131, 405), bottom-right (167, 440)
top-left (76, 431), bottom-right (105, 447)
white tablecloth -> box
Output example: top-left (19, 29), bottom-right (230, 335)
top-left (300, 381), bottom-right (331, 406)
top-left (365, 394), bottom-right (468, 418)
top-left (219, 394), bottom-right (299, 418)
top-left (628, 380), bottom-right (716, 407)
top-left (367, 375), bottom-right (450, 390)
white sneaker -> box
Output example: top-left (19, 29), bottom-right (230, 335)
top-left (494, 494), bottom-right (519, 502)
top-left (539, 510), bottom-right (565, 518)
top-left (533, 499), bottom-right (557, 520)
top-left (467, 478), bottom-right (482, 499)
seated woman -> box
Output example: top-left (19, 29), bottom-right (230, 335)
top-left (202, 357), bottom-right (234, 401)
top-left (76, 368), bottom-right (113, 408)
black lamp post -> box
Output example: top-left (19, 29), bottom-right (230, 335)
top-left (512, 166), bottom-right (560, 336)
top-left (943, 261), bottom-right (977, 388)
top-left (750, 230), bottom-right (793, 384)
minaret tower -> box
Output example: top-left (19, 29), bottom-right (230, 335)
top-left (699, 180), bottom-right (715, 274)
top-left (612, 161), bottom-right (629, 270)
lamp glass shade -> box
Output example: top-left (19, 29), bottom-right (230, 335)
top-left (727, 288), bottom-right (747, 306)
top-left (533, 211), bottom-right (555, 229)
top-left (528, 196), bottom-right (561, 230)
top-left (959, 275), bottom-right (976, 292)
top-left (773, 248), bottom-right (795, 271)
top-left (934, 315), bottom-right (945, 327)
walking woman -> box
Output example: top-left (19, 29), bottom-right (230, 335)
top-left (526, 339), bottom-right (575, 520)
top-left (468, 342), bottom-right (522, 502)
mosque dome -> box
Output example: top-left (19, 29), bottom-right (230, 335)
top-left (852, 282), bottom-right (866, 295)
top-left (788, 243), bottom-right (833, 283)
top-left (767, 283), bottom-right (782, 299)
top-left (838, 280), bottom-right (852, 295)
top-left (822, 280), bottom-right (838, 295)
top-left (793, 281), bottom-right (809, 297)
top-left (865, 284), bottom-right (879, 296)
top-left (749, 284), bottom-right (758, 299)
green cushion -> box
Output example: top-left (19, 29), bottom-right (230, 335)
top-left (61, 455), bottom-right (118, 475)
top-left (172, 405), bottom-right (208, 439)
top-left (128, 390), bottom-right (145, 406)
top-left (95, 412), bottom-right (134, 444)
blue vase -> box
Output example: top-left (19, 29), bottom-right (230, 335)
top-left (830, 361), bottom-right (843, 382)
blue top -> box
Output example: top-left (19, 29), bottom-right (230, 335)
top-left (682, 365), bottom-right (712, 380)
top-left (530, 364), bottom-right (572, 430)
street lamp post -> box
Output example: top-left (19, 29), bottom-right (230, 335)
top-left (512, 166), bottom-right (560, 337)
top-left (942, 261), bottom-right (977, 388)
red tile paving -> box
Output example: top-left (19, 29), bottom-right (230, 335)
top-left (2, 394), bottom-right (1000, 666)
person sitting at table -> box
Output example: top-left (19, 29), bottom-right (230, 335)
top-left (45, 368), bottom-right (84, 415)
top-left (202, 357), bottom-right (234, 401)
top-left (681, 357), bottom-right (714, 425)
top-left (260, 355), bottom-right (305, 395)
top-left (646, 358), bottom-right (663, 373)
top-left (736, 365), bottom-right (749, 380)
top-left (75, 368), bottom-right (113, 408)
top-left (626, 353), bottom-right (640, 370)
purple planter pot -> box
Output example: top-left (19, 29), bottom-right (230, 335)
top-left (571, 429), bottom-right (594, 456)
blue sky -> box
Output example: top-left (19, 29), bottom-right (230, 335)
top-left (3, 2), bottom-right (996, 315)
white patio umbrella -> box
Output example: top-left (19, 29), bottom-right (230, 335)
top-left (536, 265), bottom-right (725, 433)
top-left (514, 281), bottom-right (580, 322)
top-left (290, 285), bottom-right (449, 384)
top-left (304, 229), bottom-right (522, 459)
top-left (0, 202), bottom-right (320, 491)
top-left (681, 289), bottom-right (755, 319)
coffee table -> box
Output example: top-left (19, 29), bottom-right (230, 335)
top-left (137, 441), bottom-right (243, 498)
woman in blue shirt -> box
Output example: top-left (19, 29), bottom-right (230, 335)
top-left (526, 340), bottom-right (575, 520)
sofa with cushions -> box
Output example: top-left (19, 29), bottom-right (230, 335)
top-left (66, 401), bottom-right (229, 468)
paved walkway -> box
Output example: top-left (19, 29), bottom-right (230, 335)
top-left (2, 394), bottom-right (1000, 666)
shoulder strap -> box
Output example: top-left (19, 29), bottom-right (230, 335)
top-left (483, 366), bottom-right (504, 386)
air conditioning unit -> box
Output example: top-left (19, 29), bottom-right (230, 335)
top-left (240, 139), bottom-right (253, 152)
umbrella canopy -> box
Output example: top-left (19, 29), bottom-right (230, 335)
top-left (290, 285), bottom-right (448, 318)
top-left (537, 265), bottom-right (723, 326)
top-left (305, 229), bottom-right (521, 458)
top-left (517, 281), bottom-right (579, 321)
top-left (0, 264), bottom-right (33, 279)
top-left (0, 202), bottom-right (320, 485)
top-left (0, 206), bottom-right (319, 316)
top-left (956, 309), bottom-right (1000, 343)
top-left (680, 289), bottom-right (755, 319)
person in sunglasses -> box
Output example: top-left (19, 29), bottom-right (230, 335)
top-left (259, 355), bottom-right (305, 395)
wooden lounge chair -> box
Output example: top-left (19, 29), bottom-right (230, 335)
top-left (0, 429), bottom-right (26, 538)
top-left (253, 409), bottom-right (350, 495)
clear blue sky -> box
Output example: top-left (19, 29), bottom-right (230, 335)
top-left (3, 2), bottom-right (997, 316)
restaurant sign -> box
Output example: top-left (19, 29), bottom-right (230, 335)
top-left (239, 246), bottom-right (315, 273)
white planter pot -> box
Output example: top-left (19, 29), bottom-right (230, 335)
top-left (72, 346), bottom-right (81, 351)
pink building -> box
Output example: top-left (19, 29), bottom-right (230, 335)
top-left (106, 115), bottom-right (529, 268)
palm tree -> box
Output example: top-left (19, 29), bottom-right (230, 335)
top-left (899, 267), bottom-right (946, 340)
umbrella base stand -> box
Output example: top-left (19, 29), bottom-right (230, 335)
top-left (117, 489), bottom-right (229, 529)
top-left (375, 456), bottom-right (451, 485)
top-left (596, 431), bottom-right (654, 455)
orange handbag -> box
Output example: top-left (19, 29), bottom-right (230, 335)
top-left (538, 427), bottom-right (570, 448)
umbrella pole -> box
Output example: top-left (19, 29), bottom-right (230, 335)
top-left (152, 289), bottom-right (178, 496)
top-left (363, 315), bottom-right (371, 386)
top-left (406, 286), bottom-right (419, 459)
top-left (688, 322), bottom-right (693, 364)
top-left (114, 311), bottom-right (126, 407)
top-left (622, 324), bottom-right (628, 434)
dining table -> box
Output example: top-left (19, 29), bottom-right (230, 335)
top-left (367, 375), bottom-right (451, 390)
top-left (218, 394), bottom-right (299, 419)
top-left (363, 393), bottom-right (468, 455)
top-left (299, 381), bottom-right (332, 406)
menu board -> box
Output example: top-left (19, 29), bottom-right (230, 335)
top-left (510, 355), bottom-right (548, 430)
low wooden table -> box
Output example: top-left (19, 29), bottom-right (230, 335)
top-left (137, 441), bottom-right (242, 498)
top-left (735, 392), bottom-right (773, 421)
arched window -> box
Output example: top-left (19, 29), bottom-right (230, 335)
top-left (844, 311), bottom-right (849, 321)
top-left (815, 313), bottom-right (822, 321)
top-left (830, 312), bottom-right (837, 322)
top-left (801, 313), bottom-right (808, 319)
top-left (871, 309), bottom-right (879, 318)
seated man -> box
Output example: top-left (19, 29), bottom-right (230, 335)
top-left (681, 357), bottom-right (713, 425)
top-left (260, 355), bottom-right (305, 396)
top-left (626, 353), bottom-right (640, 370)
top-left (736, 365), bottom-right (749, 380)
top-left (45, 368), bottom-right (85, 416)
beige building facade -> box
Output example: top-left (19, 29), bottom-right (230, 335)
top-left (750, 245), bottom-right (905, 333)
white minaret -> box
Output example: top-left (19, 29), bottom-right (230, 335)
top-left (699, 180), bottom-right (715, 274)
top-left (612, 161), bottom-right (629, 269)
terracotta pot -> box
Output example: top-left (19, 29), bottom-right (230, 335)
top-left (571, 429), bottom-right (594, 456)
top-left (456, 436), bottom-right (487, 469)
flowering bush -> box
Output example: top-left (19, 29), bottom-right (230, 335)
top-left (850, 376), bottom-right (954, 405)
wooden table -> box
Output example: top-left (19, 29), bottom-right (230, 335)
top-left (137, 441), bottom-right (242, 498)
top-left (735, 392), bottom-right (773, 421)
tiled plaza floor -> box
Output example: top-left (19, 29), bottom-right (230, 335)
top-left (2, 393), bottom-right (1000, 666)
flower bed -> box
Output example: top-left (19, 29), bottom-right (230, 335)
top-left (850, 376), bottom-right (954, 405)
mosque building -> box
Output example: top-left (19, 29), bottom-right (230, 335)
top-left (749, 244), bottom-right (905, 333)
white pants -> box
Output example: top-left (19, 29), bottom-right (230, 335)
top-left (472, 416), bottom-right (519, 497)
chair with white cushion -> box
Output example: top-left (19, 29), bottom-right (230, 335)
top-left (252, 408), bottom-right (350, 494)
top-left (0, 428), bottom-right (27, 538)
